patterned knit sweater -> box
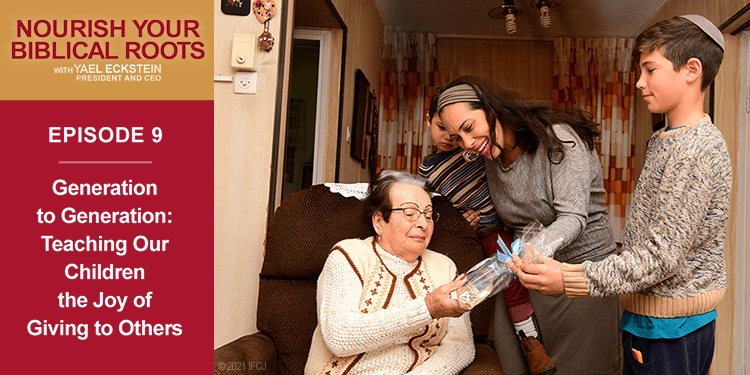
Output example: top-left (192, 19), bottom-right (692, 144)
top-left (305, 237), bottom-right (475, 375)
top-left (419, 149), bottom-right (501, 233)
top-left (563, 116), bottom-right (732, 318)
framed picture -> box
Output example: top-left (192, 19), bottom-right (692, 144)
top-left (366, 91), bottom-right (376, 134)
top-left (220, 0), bottom-right (251, 16)
top-left (350, 69), bottom-right (370, 162)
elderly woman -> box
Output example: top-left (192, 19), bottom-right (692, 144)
top-left (305, 170), bottom-right (475, 375)
top-left (435, 76), bottom-right (621, 374)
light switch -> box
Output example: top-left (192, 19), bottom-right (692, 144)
top-left (231, 34), bottom-right (256, 71)
top-left (234, 72), bottom-right (257, 94)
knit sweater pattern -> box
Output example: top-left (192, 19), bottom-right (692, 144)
top-left (305, 237), bottom-right (475, 375)
top-left (563, 117), bottom-right (732, 318)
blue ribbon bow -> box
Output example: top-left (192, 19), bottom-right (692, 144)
top-left (495, 236), bottom-right (523, 278)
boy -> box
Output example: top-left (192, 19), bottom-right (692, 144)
top-left (508, 15), bottom-right (731, 375)
top-left (419, 88), bottom-right (557, 375)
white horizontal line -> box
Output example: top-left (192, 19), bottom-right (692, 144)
top-left (59, 161), bottom-right (153, 164)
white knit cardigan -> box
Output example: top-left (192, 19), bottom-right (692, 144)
top-left (305, 236), bottom-right (475, 375)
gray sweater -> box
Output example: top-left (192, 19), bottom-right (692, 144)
top-left (564, 116), bottom-right (731, 318)
top-left (485, 124), bottom-right (616, 264)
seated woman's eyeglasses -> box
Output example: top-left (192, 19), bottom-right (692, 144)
top-left (391, 208), bottom-right (440, 223)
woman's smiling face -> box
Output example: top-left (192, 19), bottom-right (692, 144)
top-left (439, 102), bottom-right (503, 160)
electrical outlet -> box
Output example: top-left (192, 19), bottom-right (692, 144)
top-left (234, 71), bottom-right (257, 94)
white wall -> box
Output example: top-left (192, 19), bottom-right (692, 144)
top-left (214, 1), bottom-right (289, 348)
top-left (734, 30), bottom-right (749, 375)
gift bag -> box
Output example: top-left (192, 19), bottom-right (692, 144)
top-left (512, 219), bottom-right (563, 264)
top-left (456, 219), bottom-right (562, 310)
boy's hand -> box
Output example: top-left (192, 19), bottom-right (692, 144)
top-left (506, 254), bottom-right (565, 295)
top-left (462, 210), bottom-right (480, 229)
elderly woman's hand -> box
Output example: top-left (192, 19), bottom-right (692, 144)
top-left (424, 276), bottom-right (469, 319)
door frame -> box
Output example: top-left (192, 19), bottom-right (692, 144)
top-left (734, 30), bottom-right (749, 375)
top-left (267, 0), bottom-right (347, 216)
top-left (292, 28), bottom-right (331, 185)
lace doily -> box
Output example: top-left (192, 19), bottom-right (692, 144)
top-left (324, 182), bottom-right (443, 200)
top-left (324, 182), bottom-right (369, 200)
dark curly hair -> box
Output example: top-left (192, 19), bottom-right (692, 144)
top-left (437, 76), bottom-right (601, 164)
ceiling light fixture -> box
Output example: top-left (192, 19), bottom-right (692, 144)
top-left (488, 0), bottom-right (523, 35)
top-left (530, 0), bottom-right (563, 28)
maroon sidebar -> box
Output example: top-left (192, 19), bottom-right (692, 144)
top-left (1, 100), bottom-right (212, 373)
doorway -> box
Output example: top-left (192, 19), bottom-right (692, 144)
top-left (268, 0), bottom-right (346, 213)
top-left (280, 29), bottom-right (331, 202)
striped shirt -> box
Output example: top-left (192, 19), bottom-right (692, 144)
top-left (419, 149), bottom-right (500, 232)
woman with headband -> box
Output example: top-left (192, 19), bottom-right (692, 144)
top-left (435, 76), bottom-right (620, 375)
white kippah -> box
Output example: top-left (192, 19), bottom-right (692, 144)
top-left (680, 14), bottom-right (725, 51)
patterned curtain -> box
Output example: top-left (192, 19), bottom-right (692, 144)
top-left (552, 38), bottom-right (636, 243)
top-left (376, 26), bottom-right (440, 175)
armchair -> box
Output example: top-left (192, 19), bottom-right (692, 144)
top-left (214, 184), bottom-right (504, 374)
